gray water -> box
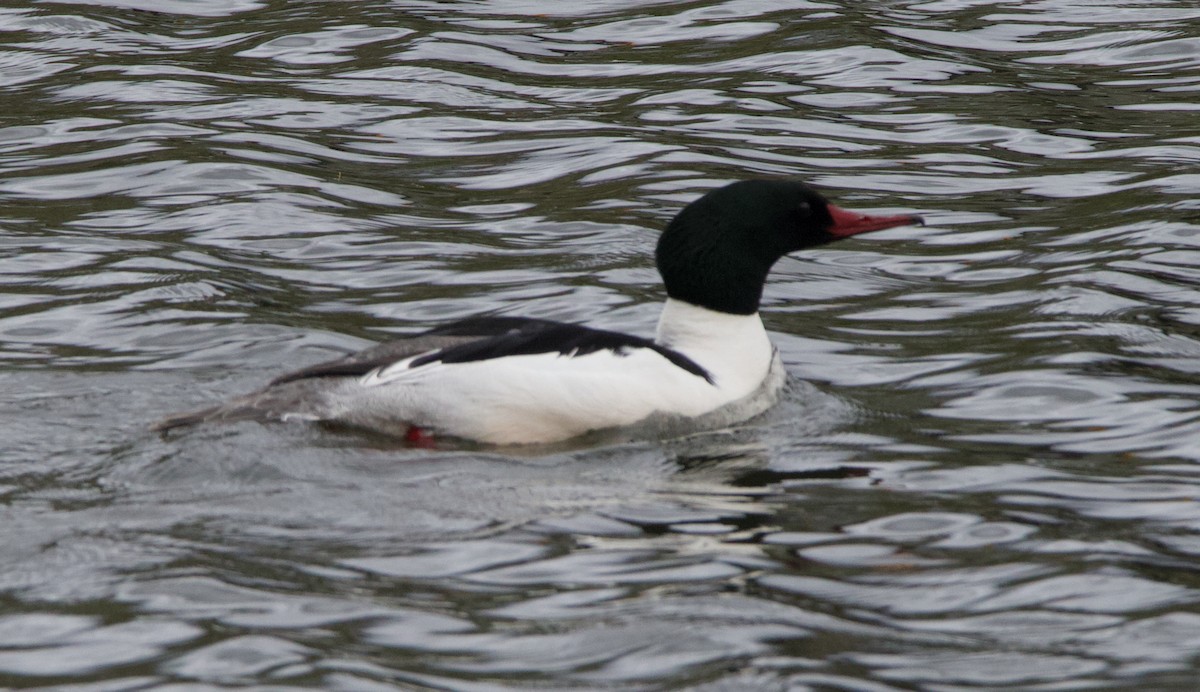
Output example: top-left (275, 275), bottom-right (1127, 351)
top-left (4, 0), bottom-right (1200, 689)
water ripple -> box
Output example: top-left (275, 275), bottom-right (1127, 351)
top-left (4, 0), bottom-right (1200, 688)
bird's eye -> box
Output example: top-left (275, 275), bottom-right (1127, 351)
top-left (795, 201), bottom-right (811, 218)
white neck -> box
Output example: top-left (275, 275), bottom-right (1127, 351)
top-left (654, 299), bottom-right (775, 394)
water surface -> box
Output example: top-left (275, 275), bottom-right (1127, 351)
top-left (4, 0), bottom-right (1200, 688)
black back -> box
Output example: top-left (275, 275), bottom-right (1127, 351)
top-left (273, 316), bottom-right (712, 384)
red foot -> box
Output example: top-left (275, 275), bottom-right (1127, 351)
top-left (405, 425), bottom-right (436, 447)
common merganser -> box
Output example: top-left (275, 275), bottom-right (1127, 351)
top-left (155, 179), bottom-right (922, 445)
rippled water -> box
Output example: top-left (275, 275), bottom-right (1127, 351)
top-left (4, 0), bottom-right (1200, 688)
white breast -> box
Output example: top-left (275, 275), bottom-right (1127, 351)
top-left (654, 298), bottom-right (776, 398)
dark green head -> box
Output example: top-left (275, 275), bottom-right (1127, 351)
top-left (655, 179), bottom-right (921, 315)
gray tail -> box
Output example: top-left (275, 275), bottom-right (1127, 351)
top-left (151, 406), bottom-right (219, 432)
top-left (150, 379), bottom-right (333, 433)
top-left (150, 403), bottom-right (264, 432)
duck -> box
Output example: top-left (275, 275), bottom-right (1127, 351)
top-left (155, 179), bottom-right (922, 445)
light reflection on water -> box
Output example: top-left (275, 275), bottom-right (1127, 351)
top-left (3, 0), bottom-right (1200, 688)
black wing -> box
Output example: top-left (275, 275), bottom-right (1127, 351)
top-left (269, 316), bottom-right (553, 385)
top-left (273, 316), bottom-right (712, 385)
top-left (412, 318), bottom-right (713, 383)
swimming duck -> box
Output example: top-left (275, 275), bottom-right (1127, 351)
top-left (156, 179), bottom-right (922, 445)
